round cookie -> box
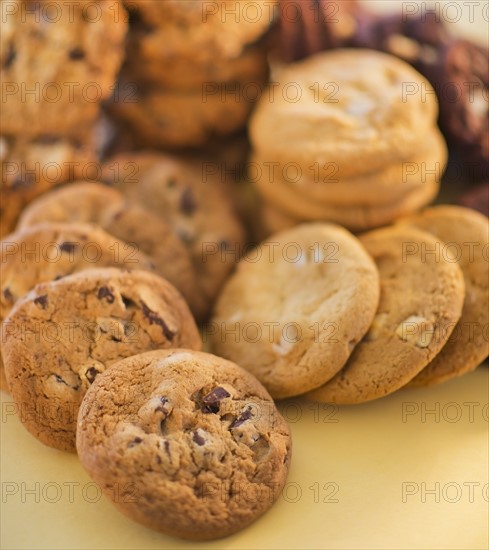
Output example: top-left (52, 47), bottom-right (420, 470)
top-left (76, 349), bottom-right (291, 540)
top-left (252, 128), bottom-right (447, 207)
top-left (211, 223), bottom-right (380, 398)
top-left (0, 134), bottom-right (96, 238)
top-left (107, 80), bottom-right (257, 148)
top-left (2, 268), bottom-right (201, 451)
top-left (124, 26), bottom-right (270, 90)
top-left (0, 222), bottom-right (155, 393)
top-left (1, 0), bottom-right (127, 137)
top-left (307, 226), bottom-right (465, 404)
top-left (102, 153), bottom-right (247, 320)
top-left (249, 49), bottom-right (439, 178)
top-left (125, 0), bottom-right (276, 61)
top-left (399, 206), bottom-right (489, 386)
top-left (17, 182), bottom-right (199, 316)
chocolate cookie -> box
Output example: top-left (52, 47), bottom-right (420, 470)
top-left (0, 222), bottom-right (156, 392)
top-left (307, 226), bottom-right (465, 404)
top-left (211, 223), bottom-right (380, 398)
top-left (419, 39), bottom-right (488, 178)
top-left (76, 349), bottom-right (291, 540)
top-left (0, 134), bottom-right (96, 238)
top-left (2, 268), bottom-right (201, 451)
top-left (17, 182), bottom-right (199, 315)
top-left (399, 206), bottom-right (489, 386)
top-left (1, 0), bottom-right (127, 137)
top-left (250, 49), bottom-right (439, 179)
top-left (102, 153), bottom-right (246, 320)
top-left (458, 182), bottom-right (489, 218)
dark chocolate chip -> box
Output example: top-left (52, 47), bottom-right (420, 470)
top-left (155, 397), bottom-right (170, 414)
top-left (140, 301), bottom-right (175, 340)
top-left (164, 440), bottom-right (171, 458)
top-left (85, 367), bottom-right (99, 384)
top-left (97, 286), bottom-right (115, 303)
top-left (199, 387), bottom-right (231, 414)
top-left (192, 431), bottom-right (206, 446)
top-left (3, 43), bottom-right (16, 69)
top-left (2, 287), bottom-right (14, 303)
top-left (59, 242), bottom-right (77, 254)
top-left (121, 295), bottom-right (136, 309)
top-left (68, 47), bottom-right (85, 60)
top-left (34, 295), bottom-right (48, 309)
top-left (180, 187), bottom-right (197, 215)
top-left (128, 437), bottom-right (143, 448)
top-left (230, 406), bottom-right (253, 428)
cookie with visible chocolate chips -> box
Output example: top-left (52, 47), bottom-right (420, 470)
top-left (2, 268), bottom-right (201, 451)
top-left (0, 134), bottom-right (96, 238)
top-left (17, 182), bottom-right (199, 317)
top-left (0, 222), bottom-right (156, 392)
top-left (76, 349), bottom-right (291, 540)
top-left (102, 153), bottom-right (246, 320)
top-left (307, 225), bottom-right (465, 404)
top-left (1, 0), bottom-right (127, 137)
top-left (399, 206), bottom-right (489, 386)
top-left (211, 223), bottom-right (380, 398)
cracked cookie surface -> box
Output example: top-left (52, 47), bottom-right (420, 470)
top-left (76, 349), bottom-right (291, 540)
top-left (307, 225), bottom-right (466, 404)
top-left (2, 268), bottom-right (201, 451)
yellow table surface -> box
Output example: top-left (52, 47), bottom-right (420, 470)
top-left (1, 2), bottom-right (488, 549)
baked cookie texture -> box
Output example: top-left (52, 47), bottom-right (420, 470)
top-left (399, 206), bottom-right (489, 386)
top-left (17, 182), bottom-right (199, 317)
top-left (2, 268), bottom-right (201, 451)
top-left (76, 349), bottom-right (292, 540)
top-left (102, 153), bottom-right (247, 320)
top-left (0, 222), bottom-right (155, 392)
top-left (1, 0), bottom-right (128, 137)
top-left (0, 134), bottom-right (97, 238)
top-left (249, 49), bottom-right (446, 232)
top-left (211, 223), bottom-right (380, 398)
top-left (307, 226), bottom-right (466, 404)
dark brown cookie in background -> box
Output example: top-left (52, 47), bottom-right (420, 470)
top-left (458, 182), bottom-right (489, 218)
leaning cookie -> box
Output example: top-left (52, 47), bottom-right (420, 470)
top-left (17, 182), bottom-right (199, 317)
top-left (102, 153), bottom-right (247, 320)
top-left (2, 269), bottom-right (201, 451)
top-left (0, 222), bottom-right (156, 392)
top-left (76, 349), bottom-right (291, 540)
top-left (307, 226), bottom-right (465, 404)
top-left (399, 206), bottom-right (489, 386)
top-left (211, 223), bottom-right (380, 398)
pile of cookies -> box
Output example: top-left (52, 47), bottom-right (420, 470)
top-left (212, 205), bottom-right (489, 404)
top-left (0, 0), bottom-right (128, 237)
top-left (250, 49), bottom-right (448, 234)
top-left (107, 0), bottom-right (276, 148)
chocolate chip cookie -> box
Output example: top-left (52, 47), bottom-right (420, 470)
top-left (0, 134), bottom-right (96, 238)
top-left (102, 153), bottom-right (246, 320)
top-left (76, 349), bottom-right (291, 540)
top-left (0, 222), bottom-right (156, 392)
top-left (399, 206), bottom-right (489, 386)
top-left (2, 268), bottom-right (201, 451)
top-left (17, 182), bottom-right (199, 315)
top-left (1, 0), bottom-right (127, 137)
top-left (211, 223), bottom-right (380, 398)
top-left (307, 225), bottom-right (465, 404)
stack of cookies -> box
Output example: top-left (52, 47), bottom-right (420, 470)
top-left (107, 0), bottom-right (276, 148)
top-left (0, 0), bottom-right (128, 237)
top-left (249, 49), bottom-right (448, 233)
